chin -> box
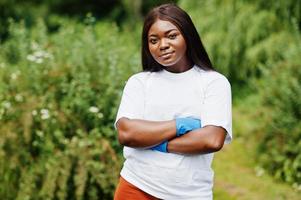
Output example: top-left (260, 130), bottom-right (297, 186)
top-left (159, 60), bottom-right (179, 67)
top-left (161, 63), bottom-right (176, 67)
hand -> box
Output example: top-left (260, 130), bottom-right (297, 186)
top-left (150, 141), bottom-right (168, 153)
top-left (175, 117), bottom-right (201, 136)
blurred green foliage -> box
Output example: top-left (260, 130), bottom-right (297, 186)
top-left (0, 17), bottom-right (141, 199)
top-left (0, 0), bottom-right (178, 40)
top-left (257, 40), bottom-right (301, 186)
top-left (0, 0), bottom-right (300, 199)
top-left (179, 0), bottom-right (301, 85)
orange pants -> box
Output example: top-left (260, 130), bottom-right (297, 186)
top-left (114, 176), bottom-right (159, 200)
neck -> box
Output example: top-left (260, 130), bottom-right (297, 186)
top-left (164, 59), bottom-right (193, 73)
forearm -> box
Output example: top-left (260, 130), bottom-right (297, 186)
top-left (167, 126), bottom-right (226, 154)
top-left (116, 117), bottom-right (176, 147)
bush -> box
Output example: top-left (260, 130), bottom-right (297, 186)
top-left (0, 17), bottom-right (141, 199)
top-left (256, 32), bottom-right (301, 186)
top-left (179, 0), bottom-right (293, 86)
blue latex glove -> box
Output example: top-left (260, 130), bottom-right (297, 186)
top-left (150, 141), bottom-right (168, 153)
top-left (176, 117), bottom-right (201, 137)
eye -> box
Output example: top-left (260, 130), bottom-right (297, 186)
top-left (168, 33), bottom-right (177, 39)
top-left (149, 38), bottom-right (158, 44)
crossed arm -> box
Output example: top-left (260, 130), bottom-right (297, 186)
top-left (116, 117), bottom-right (226, 154)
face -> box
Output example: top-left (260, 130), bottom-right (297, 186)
top-left (148, 19), bottom-right (190, 71)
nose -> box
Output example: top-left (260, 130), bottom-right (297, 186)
top-left (159, 38), bottom-right (169, 50)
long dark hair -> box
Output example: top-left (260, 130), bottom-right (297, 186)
top-left (142, 3), bottom-right (214, 72)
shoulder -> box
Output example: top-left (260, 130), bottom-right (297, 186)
top-left (128, 71), bottom-right (151, 81)
top-left (194, 67), bottom-right (231, 88)
top-left (124, 71), bottom-right (151, 88)
top-left (127, 71), bottom-right (151, 83)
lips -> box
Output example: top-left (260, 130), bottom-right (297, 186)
top-left (160, 51), bottom-right (174, 58)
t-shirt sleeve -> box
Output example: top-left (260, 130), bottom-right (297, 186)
top-left (114, 74), bottom-right (144, 129)
top-left (201, 75), bottom-right (232, 144)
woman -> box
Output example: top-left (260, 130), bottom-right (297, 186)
top-left (114, 3), bottom-right (232, 200)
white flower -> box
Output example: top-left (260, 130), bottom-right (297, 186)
top-left (40, 108), bottom-right (50, 120)
top-left (15, 94), bottom-right (24, 102)
top-left (35, 58), bottom-right (43, 64)
top-left (89, 106), bottom-right (99, 113)
top-left (32, 110), bottom-right (38, 116)
top-left (11, 73), bottom-right (18, 80)
top-left (26, 49), bottom-right (53, 64)
top-left (27, 55), bottom-right (36, 62)
top-left (36, 130), bottom-right (44, 137)
top-left (97, 113), bottom-right (103, 118)
top-left (34, 51), bottom-right (44, 58)
top-left (2, 101), bottom-right (11, 109)
top-left (255, 166), bottom-right (265, 177)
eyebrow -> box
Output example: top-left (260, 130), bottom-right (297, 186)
top-left (148, 29), bottom-right (178, 37)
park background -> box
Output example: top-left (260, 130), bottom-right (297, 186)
top-left (0, 0), bottom-right (300, 199)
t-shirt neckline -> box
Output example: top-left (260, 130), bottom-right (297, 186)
top-left (161, 65), bottom-right (196, 78)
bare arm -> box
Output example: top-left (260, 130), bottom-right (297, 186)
top-left (167, 125), bottom-right (227, 154)
top-left (117, 117), bottom-right (226, 154)
top-left (116, 117), bottom-right (176, 147)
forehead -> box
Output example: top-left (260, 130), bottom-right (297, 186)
top-left (148, 19), bottom-right (179, 36)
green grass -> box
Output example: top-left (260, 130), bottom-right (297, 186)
top-left (213, 139), bottom-right (301, 200)
top-left (212, 95), bottom-right (301, 200)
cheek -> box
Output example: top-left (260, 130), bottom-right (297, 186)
top-left (149, 45), bottom-right (158, 57)
top-left (177, 39), bottom-right (187, 55)
top-left (179, 38), bottom-right (187, 50)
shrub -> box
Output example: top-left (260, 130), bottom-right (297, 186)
top-left (0, 17), bottom-right (141, 199)
top-left (257, 36), bottom-right (301, 186)
top-left (179, 0), bottom-right (291, 86)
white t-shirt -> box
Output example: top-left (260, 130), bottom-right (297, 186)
top-left (115, 65), bottom-right (232, 200)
